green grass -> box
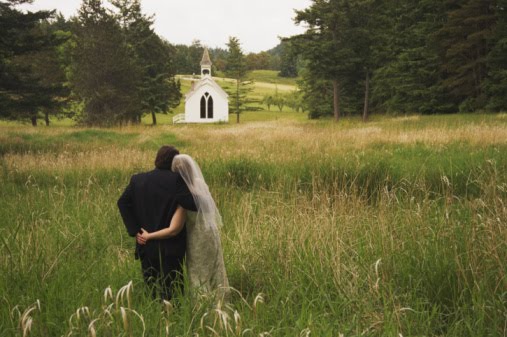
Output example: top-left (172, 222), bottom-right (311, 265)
top-left (1, 114), bottom-right (506, 336)
top-left (213, 70), bottom-right (298, 86)
top-left (248, 70), bottom-right (299, 86)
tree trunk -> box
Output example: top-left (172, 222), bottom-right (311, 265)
top-left (45, 110), bottom-right (50, 126)
top-left (332, 79), bottom-right (340, 121)
top-left (363, 71), bottom-right (370, 122)
top-left (31, 115), bottom-right (37, 126)
top-left (151, 111), bottom-right (157, 125)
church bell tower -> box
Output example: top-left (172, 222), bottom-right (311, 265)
top-left (200, 48), bottom-right (212, 77)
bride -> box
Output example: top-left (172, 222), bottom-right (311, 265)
top-left (138, 154), bottom-right (229, 297)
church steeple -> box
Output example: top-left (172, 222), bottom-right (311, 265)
top-left (200, 48), bottom-right (212, 77)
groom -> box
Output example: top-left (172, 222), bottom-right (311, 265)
top-left (117, 145), bottom-right (197, 300)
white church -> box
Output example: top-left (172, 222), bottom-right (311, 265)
top-left (173, 48), bottom-right (229, 124)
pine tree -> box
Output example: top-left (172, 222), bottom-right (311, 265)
top-left (69, 0), bottom-right (143, 125)
top-left (278, 40), bottom-right (298, 78)
top-left (297, 65), bottom-right (333, 119)
top-left (225, 36), bottom-right (251, 124)
top-left (485, 0), bottom-right (507, 111)
top-left (436, 0), bottom-right (497, 111)
top-left (112, 0), bottom-right (181, 125)
top-left (371, 0), bottom-right (453, 115)
top-left (346, 0), bottom-right (386, 121)
top-left (294, 0), bottom-right (357, 121)
top-left (0, 0), bottom-right (57, 125)
top-left (31, 18), bottom-right (72, 126)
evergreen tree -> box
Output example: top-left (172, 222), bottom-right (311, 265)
top-left (294, 0), bottom-right (357, 121)
top-left (436, 0), bottom-right (496, 111)
top-left (209, 47), bottom-right (228, 73)
top-left (345, 0), bottom-right (385, 121)
top-left (372, 0), bottom-right (452, 115)
top-left (278, 40), bottom-right (298, 78)
top-left (173, 41), bottom-right (204, 75)
top-left (28, 19), bottom-right (71, 126)
top-left (0, 0), bottom-right (58, 125)
top-left (112, 0), bottom-right (181, 125)
top-left (225, 36), bottom-right (251, 123)
top-left (69, 0), bottom-right (142, 125)
top-left (297, 66), bottom-right (333, 119)
top-left (485, 0), bottom-right (507, 111)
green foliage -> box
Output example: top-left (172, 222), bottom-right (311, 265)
top-left (67, 0), bottom-right (181, 126)
top-left (298, 66), bottom-right (334, 119)
top-left (293, 0), bottom-right (375, 120)
top-left (69, 0), bottom-right (143, 126)
top-left (173, 40), bottom-right (204, 75)
top-left (265, 89), bottom-right (304, 113)
top-left (225, 36), bottom-right (252, 123)
top-left (0, 1), bottom-right (66, 125)
top-left (245, 51), bottom-right (271, 70)
top-left (112, 0), bottom-right (181, 125)
top-left (277, 40), bottom-right (299, 78)
top-left (293, 0), bottom-right (507, 119)
top-left (436, 0), bottom-right (496, 111)
top-left (485, 0), bottom-right (507, 111)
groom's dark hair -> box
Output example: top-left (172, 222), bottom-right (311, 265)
top-left (155, 145), bottom-right (179, 170)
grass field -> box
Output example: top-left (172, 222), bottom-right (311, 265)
top-left (214, 70), bottom-right (299, 87)
top-left (1, 113), bottom-right (506, 336)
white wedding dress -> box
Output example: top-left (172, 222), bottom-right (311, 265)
top-left (186, 212), bottom-right (229, 294)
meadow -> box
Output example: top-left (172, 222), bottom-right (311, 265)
top-left (1, 111), bottom-right (506, 337)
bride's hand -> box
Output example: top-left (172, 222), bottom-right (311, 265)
top-left (136, 228), bottom-right (150, 245)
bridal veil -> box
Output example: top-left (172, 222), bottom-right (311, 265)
top-left (172, 154), bottom-right (229, 297)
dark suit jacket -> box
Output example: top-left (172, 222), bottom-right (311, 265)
top-left (117, 168), bottom-right (197, 259)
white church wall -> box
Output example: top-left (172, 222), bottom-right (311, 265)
top-left (185, 83), bottom-right (229, 123)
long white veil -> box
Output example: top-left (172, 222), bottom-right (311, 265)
top-left (172, 154), bottom-right (229, 298)
top-left (172, 154), bottom-right (223, 231)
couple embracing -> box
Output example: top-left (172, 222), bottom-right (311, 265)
top-left (117, 146), bottom-right (228, 300)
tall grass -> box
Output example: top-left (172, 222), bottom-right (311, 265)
top-left (0, 114), bottom-right (506, 336)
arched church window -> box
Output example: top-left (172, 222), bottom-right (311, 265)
top-left (207, 96), bottom-right (214, 119)
top-left (203, 69), bottom-right (210, 75)
top-left (200, 96), bottom-right (206, 118)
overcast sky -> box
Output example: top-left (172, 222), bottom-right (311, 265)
top-left (17, 0), bottom-right (311, 53)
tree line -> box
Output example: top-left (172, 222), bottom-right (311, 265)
top-left (5, 0), bottom-right (503, 125)
top-left (0, 0), bottom-right (298, 126)
top-left (290, 0), bottom-right (507, 120)
top-left (172, 40), bottom-right (295, 76)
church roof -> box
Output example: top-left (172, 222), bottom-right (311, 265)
top-left (185, 76), bottom-right (228, 101)
top-left (200, 48), bottom-right (212, 66)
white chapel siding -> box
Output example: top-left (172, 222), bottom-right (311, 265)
top-left (185, 79), bottom-right (229, 123)
top-left (183, 48), bottom-right (229, 123)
